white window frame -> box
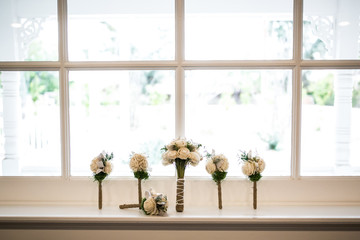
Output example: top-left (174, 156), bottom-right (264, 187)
top-left (0, 0), bottom-right (360, 206)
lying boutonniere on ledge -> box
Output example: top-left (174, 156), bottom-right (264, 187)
top-left (161, 137), bottom-right (203, 212)
top-left (205, 150), bottom-right (229, 209)
top-left (141, 188), bottom-right (168, 216)
top-left (120, 152), bottom-right (150, 209)
top-left (90, 151), bottom-right (113, 209)
top-left (239, 150), bottom-right (265, 209)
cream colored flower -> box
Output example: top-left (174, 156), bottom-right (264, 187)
top-left (144, 197), bottom-right (158, 215)
top-left (242, 161), bottom-right (256, 176)
top-left (130, 153), bottom-right (148, 172)
top-left (167, 150), bottom-right (178, 160)
top-left (215, 155), bottom-right (229, 172)
top-left (104, 161), bottom-right (113, 174)
top-left (90, 158), bottom-right (98, 173)
top-left (189, 152), bottom-right (200, 163)
top-left (206, 160), bottom-right (216, 174)
top-left (178, 147), bottom-right (190, 159)
top-left (174, 139), bottom-right (187, 148)
top-left (258, 158), bottom-right (266, 173)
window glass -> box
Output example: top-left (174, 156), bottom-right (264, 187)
top-left (185, 0), bottom-right (293, 60)
top-left (303, 0), bottom-right (360, 60)
top-left (301, 69), bottom-right (360, 175)
top-left (69, 70), bottom-right (175, 176)
top-left (0, 0), bottom-right (58, 61)
top-left (185, 70), bottom-right (292, 176)
top-left (0, 71), bottom-right (60, 176)
top-left (68, 0), bottom-right (175, 61)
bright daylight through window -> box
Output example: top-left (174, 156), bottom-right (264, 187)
top-left (0, 0), bottom-right (359, 177)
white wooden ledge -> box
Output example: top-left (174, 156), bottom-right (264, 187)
top-left (1, 205), bottom-right (360, 231)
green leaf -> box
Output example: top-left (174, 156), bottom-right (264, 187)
top-left (134, 171), bottom-right (149, 180)
top-left (248, 172), bottom-right (262, 182)
top-left (212, 171), bottom-right (227, 183)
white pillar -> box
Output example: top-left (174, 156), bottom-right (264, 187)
top-left (1, 0), bottom-right (21, 175)
top-left (2, 72), bottom-right (21, 175)
top-left (334, 0), bottom-right (359, 167)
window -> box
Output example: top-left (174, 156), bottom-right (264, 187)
top-left (0, 0), bottom-right (359, 181)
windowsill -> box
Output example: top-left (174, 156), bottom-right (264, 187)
top-left (1, 205), bottom-right (360, 231)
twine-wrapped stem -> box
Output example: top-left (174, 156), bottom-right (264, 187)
top-left (119, 204), bottom-right (140, 209)
top-left (253, 181), bottom-right (257, 210)
top-left (98, 181), bottom-right (102, 210)
top-left (175, 158), bottom-right (187, 212)
top-left (217, 181), bottom-right (222, 209)
top-left (138, 178), bottom-right (142, 209)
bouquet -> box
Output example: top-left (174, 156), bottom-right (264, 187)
top-left (90, 151), bottom-right (113, 209)
top-left (239, 150), bottom-right (265, 209)
top-left (161, 137), bottom-right (202, 212)
top-left (119, 152), bottom-right (150, 209)
top-left (205, 150), bottom-right (229, 209)
top-left (141, 189), bottom-right (168, 216)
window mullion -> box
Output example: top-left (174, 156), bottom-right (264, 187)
top-left (175, 0), bottom-right (185, 138)
top-left (58, 0), bottom-right (70, 179)
top-left (291, 0), bottom-right (303, 179)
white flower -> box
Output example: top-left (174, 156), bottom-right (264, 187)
top-left (189, 152), bottom-right (200, 164)
top-left (167, 150), bottom-right (178, 160)
top-left (215, 155), bottom-right (229, 172)
top-left (130, 153), bottom-right (148, 172)
top-left (90, 158), bottom-right (99, 173)
top-left (247, 150), bottom-right (253, 160)
top-left (143, 197), bottom-right (158, 215)
top-left (104, 161), bottom-right (113, 174)
top-left (242, 161), bottom-right (256, 176)
top-left (174, 139), bottom-right (187, 148)
top-left (178, 147), bottom-right (190, 160)
top-left (205, 160), bottom-right (216, 174)
top-left (258, 158), bottom-right (266, 173)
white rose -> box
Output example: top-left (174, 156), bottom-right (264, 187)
top-left (144, 197), bottom-right (158, 215)
top-left (216, 155), bottom-right (229, 172)
top-left (90, 158), bottom-right (98, 173)
top-left (167, 150), bottom-right (178, 160)
top-left (247, 150), bottom-right (253, 160)
top-left (178, 147), bottom-right (190, 159)
top-left (242, 161), bottom-right (256, 176)
top-left (189, 152), bottom-right (200, 163)
top-left (258, 158), bottom-right (266, 173)
top-left (130, 153), bottom-right (148, 172)
top-left (174, 139), bottom-right (187, 148)
top-left (104, 161), bottom-right (113, 174)
top-left (205, 160), bottom-right (216, 174)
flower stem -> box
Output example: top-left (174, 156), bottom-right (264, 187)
top-left (119, 204), bottom-right (140, 209)
top-left (253, 181), bottom-right (257, 210)
top-left (138, 178), bottom-right (142, 209)
top-left (98, 181), bottom-right (102, 210)
top-left (217, 181), bottom-right (222, 210)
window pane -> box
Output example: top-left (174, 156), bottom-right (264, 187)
top-left (301, 70), bottom-right (360, 176)
top-left (185, 0), bottom-right (293, 60)
top-left (69, 70), bottom-right (175, 176)
top-left (303, 0), bottom-right (360, 60)
top-left (0, 71), bottom-right (60, 176)
top-left (0, 0), bottom-right (58, 61)
top-left (185, 70), bottom-right (292, 176)
top-left (68, 0), bottom-right (174, 61)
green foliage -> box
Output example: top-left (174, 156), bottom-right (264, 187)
top-left (175, 158), bottom-right (188, 178)
top-left (249, 172), bottom-right (262, 182)
top-left (25, 71), bottom-right (59, 103)
top-left (94, 171), bottom-right (107, 182)
top-left (353, 80), bottom-right (360, 108)
top-left (259, 133), bottom-right (280, 150)
top-left (212, 171), bottom-right (227, 183)
top-left (307, 74), bottom-right (334, 106)
top-left (134, 171), bottom-right (149, 180)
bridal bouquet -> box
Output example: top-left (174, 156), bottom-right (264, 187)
top-left (90, 151), bottom-right (113, 209)
top-left (130, 152), bottom-right (149, 208)
top-left (161, 137), bottom-right (202, 212)
top-left (141, 189), bottom-right (168, 216)
top-left (239, 150), bottom-right (265, 209)
top-left (205, 150), bottom-right (229, 209)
